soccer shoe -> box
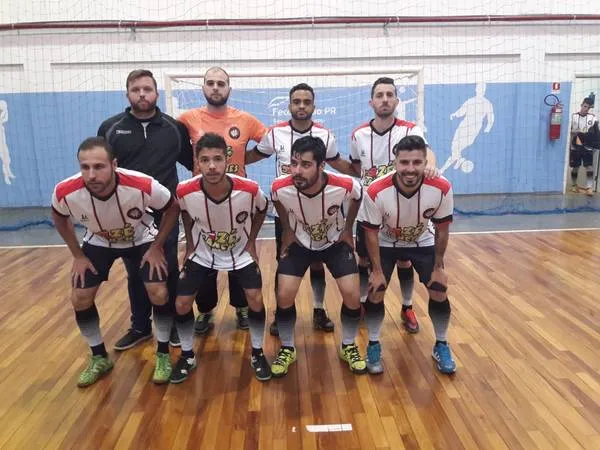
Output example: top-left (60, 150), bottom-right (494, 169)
top-left (400, 308), bottom-right (420, 333)
top-left (170, 356), bottom-right (197, 384)
top-left (77, 355), bottom-right (114, 388)
top-left (339, 343), bottom-right (368, 374)
top-left (169, 327), bottom-right (181, 347)
top-left (250, 351), bottom-right (272, 381)
top-left (194, 312), bottom-right (214, 335)
top-left (236, 307), bottom-right (249, 330)
top-left (313, 308), bottom-right (335, 332)
top-left (366, 342), bottom-right (384, 374)
top-left (152, 352), bottom-right (172, 384)
top-left (113, 328), bottom-right (152, 351)
top-left (432, 342), bottom-right (457, 374)
top-left (269, 319), bottom-right (279, 336)
top-left (271, 347), bottom-right (297, 378)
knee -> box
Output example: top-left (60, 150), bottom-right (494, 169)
top-left (71, 289), bottom-right (95, 310)
top-left (146, 283), bottom-right (168, 305)
top-left (245, 289), bottom-right (264, 310)
top-left (396, 260), bottom-right (411, 269)
top-left (175, 296), bottom-right (193, 315)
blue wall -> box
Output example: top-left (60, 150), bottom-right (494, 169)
top-left (0, 82), bottom-right (572, 207)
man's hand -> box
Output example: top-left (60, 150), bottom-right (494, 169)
top-left (427, 267), bottom-right (448, 293)
top-left (280, 229), bottom-right (296, 259)
top-left (424, 166), bottom-right (440, 179)
top-left (368, 269), bottom-right (386, 294)
top-left (72, 256), bottom-right (98, 289)
top-left (244, 240), bottom-right (259, 264)
top-left (337, 228), bottom-right (354, 250)
top-left (140, 243), bottom-right (167, 281)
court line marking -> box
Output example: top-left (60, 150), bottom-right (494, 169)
top-left (305, 424), bottom-right (353, 433)
top-left (1, 227), bottom-right (599, 250)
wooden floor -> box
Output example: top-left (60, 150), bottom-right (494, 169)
top-left (1, 230), bottom-right (599, 449)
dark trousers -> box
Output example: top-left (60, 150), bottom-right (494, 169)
top-left (123, 221), bottom-right (179, 333)
top-left (194, 270), bottom-right (248, 313)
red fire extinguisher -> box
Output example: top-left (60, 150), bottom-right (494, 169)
top-left (545, 94), bottom-right (562, 140)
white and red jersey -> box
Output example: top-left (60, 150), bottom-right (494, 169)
top-left (51, 168), bottom-right (173, 248)
top-left (271, 171), bottom-right (362, 250)
top-left (350, 118), bottom-right (427, 186)
top-left (177, 174), bottom-right (268, 271)
top-left (358, 171), bottom-right (453, 248)
top-left (571, 112), bottom-right (597, 133)
top-left (256, 120), bottom-right (340, 178)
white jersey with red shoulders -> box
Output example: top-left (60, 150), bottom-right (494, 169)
top-left (358, 171), bottom-right (453, 248)
top-left (177, 174), bottom-right (268, 271)
top-left (271, 171), bottom-right (362, 251)
top-left (350, 118), bottom-right (428, 186)
top-left (51, 168), bottom-right (173, 248)
top-left (256, 120), bottom-right (340, 177)
top-left (571, 112), bottom-right (597, 133)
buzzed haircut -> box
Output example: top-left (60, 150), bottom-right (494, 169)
top-left (77, 136), bottom-right (115, 160)
top-left (126, 69), bottom-right (157, 90)
top-left (195, 132), bottom-right (228, 158)
top-left (371, 77), bottom-right (397, 98)
top-left (204, 66), bottom-right (230, 85)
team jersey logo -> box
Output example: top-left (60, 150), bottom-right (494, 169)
top-left (236, 211), bottom-right (249, 224)
top-left (423, 208), bottom-right (436, 219)
top-left (327, 205), bottom-right (340, 216)
top-left (280, 164), bottom-right (291, 174)
top-left (201, 229), bottom-right (240, 251)
top-left (229, 127), bottom-right (241, 139)
top-left (126, 207), bottom-right (143, 220)
top-left (303, 220), bottom-right (332, 242)
top-left (385, 223), bottom-right (425, 242)
top-left (363, 163), bottom-right (395, 186)
top-left (96, 223), bottom-right (135, 243)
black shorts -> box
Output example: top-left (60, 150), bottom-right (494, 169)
top-left (78, 242), bottom-right (164, 289)
top-left (274, 216), bottom-right (283, 261)
top-left (380, 246), bottom-right (435, 287)
top-left (570, 145), bottom-right (593, 167)
top-left (355, 221), bottom-right (369, 259)
top-left (178, 260), bottom-right (262, 297)
top-left (277, 241), bottom-right (357, 279)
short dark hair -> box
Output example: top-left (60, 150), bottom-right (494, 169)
top-left (289, 83), bottom-right (315, 100)
top-left (126, 69), bottom-right (157, 90)
top-left (77, 136), bottom-right (115, 160)
top-left (204, 66), bottom-right (230, 85)
top-left (371, 77), bottom-right (397, 98)
top-left (195, 132), bottom-right (228, 158)
top-left (393, 135), bottom-right (427, 157)
top-left (583, 97), bottom-right (594, 107)
top-left (291, 135), bottom-right (326, 165)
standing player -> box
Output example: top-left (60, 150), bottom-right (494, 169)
top-left (51, 137), bottom-right (180, 387)
top-left (98, 69), bottom-right (193, 351)
top-left (359, 135), bottom-right (456, 375)
top-left (569, 97), bottom-right (596, 196)
top-left (171, 133), bottom-right (270, 383)
top-left (246, 83), bottom-right (357, 336)
top-left (178, 67), bottom-right (268, 333)
top-left (270, 136), bottom-right (367, 378)
top-left (351, 77), bottom-right (438, 334)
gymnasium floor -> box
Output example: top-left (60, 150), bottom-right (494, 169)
top-left (0, 193), bottom-right (599, 449)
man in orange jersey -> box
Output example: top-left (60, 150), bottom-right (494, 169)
top-left (178, 67), bottom-right (267, 333)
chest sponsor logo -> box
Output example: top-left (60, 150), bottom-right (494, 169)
top-left (385, 223), bottom-right (425, 242)
top-left (96, 223), bottom-right (135, 243)
top-left (303, 220), bottom-right (332, 242)
top-left (327, 205), bottom-right (340, 216)
top-left (201, 229), bottom-right (240, 251)
top-left (115, 129), bottom-right (132, 135)
top-left (127, 207), bottom-right (143, 220)
top-left (80, 214), bottom-right (89, 222)
top-left (363, 163), bottom-right (395, 186)
top-left (236, 211), bottom-right (249, 224)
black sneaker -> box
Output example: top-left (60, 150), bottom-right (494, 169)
top-left (250, 352), bottom-right (272, 381)
top-left (313, 308), bottom-right (334, 332)
top-left (194, 312), bottom-right (214, 335)
top-left (113, 329), bottom-right (152, 351)
top-left (169, 327), bottom-right (181, 347)
top-left (170, 356), bottom-right (197, 384)
top-left (236, 307), bottom-right (249, 330)
top-left (269, 319), bottom-right (279, 336)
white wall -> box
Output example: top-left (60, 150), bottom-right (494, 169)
top-left (1, 1), bottom-right (600, 93)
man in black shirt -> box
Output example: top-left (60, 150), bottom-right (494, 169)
top-left (98, 69), bottom-right (193, 350)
